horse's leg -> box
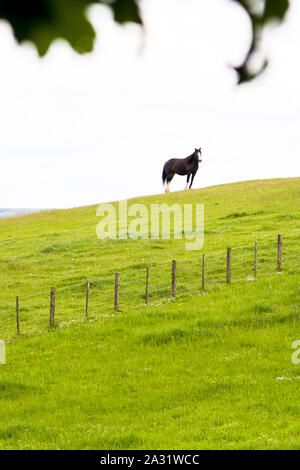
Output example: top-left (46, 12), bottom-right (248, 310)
top-left (184, 173), bottom-right (191, 190)
top-left (189, 173), bottom-right (195, 190)
top-left (165, 173), bottom-right (174, 193)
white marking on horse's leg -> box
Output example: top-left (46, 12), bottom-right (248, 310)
top-left (165, 182), bottom-right (170, 193)
top-left (184, 183), bottom-right (188, 190)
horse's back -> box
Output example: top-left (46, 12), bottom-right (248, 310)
top-left (164, 156), bottom-right (197, 175)
top-left (172, 158), bottom-right (190, 175)
top-left (165, 158), bottom-right (176, 166)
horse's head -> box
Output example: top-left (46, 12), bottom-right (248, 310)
top-left (195, 147), bottom-right (202, 162)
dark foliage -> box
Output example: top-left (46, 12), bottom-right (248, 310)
top-left (0, 0), bottom-right (289, 83)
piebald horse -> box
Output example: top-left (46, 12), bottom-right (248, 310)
top-left (162, 147), bottom-right (202, 193)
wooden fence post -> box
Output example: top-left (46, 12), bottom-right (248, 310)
top-left (86, 280), bottom-right (90, 318)
top-left (114, 273), bottom-right (120, 311)
top-left (226, 247), bottom-right (231, 284)
top-left (145, 266), bottom-right (149, 305)
top-left (202, 254), bottom-right (205, 290)
top-left (172, 260), bottom-right (176, 298)
top-left (254, 241), bottom-right (257, 278)
top-left (277, 234), bottom-right (282, 271)
top-left (16, 296), bottom-right (20, 334)
top-left (50, 287), bottom-right (55, 325)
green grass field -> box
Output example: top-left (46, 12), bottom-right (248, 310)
top-left (0, 178), bottom-right (299, 449)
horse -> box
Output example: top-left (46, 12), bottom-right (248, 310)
top-left (162, 147), bottom-right (202, 193)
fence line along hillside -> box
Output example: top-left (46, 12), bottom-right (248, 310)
top-left (0, 234), bottom-right (299, 340)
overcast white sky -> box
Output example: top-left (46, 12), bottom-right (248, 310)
top-left (0, 0), bottom-right (299, 209)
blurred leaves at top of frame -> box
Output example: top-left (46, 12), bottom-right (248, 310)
top-left (0, 0), bottom-right (142, 56)
top-left (0, 0), bottom-right (289, 83)
top-left (232, 0), bottom-right (289, 83)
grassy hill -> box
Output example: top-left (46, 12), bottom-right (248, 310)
top-left (0, 178), bottom-right (299, 449)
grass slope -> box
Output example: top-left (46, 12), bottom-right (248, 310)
top-left (0, 178), bottom-right (299, 449)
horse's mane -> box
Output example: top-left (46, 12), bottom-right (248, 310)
top-left (186, 152), bottom-right (196, 162)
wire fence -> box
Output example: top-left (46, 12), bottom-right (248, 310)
top-left (0, 234), bottom-right (299, 340)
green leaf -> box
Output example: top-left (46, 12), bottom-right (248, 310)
top-left (232, 0), bottom-right (290, 84)
top-left (0, 0), bottom-right (289, 84)
top-left (263, 0), bottom-right (289, 20)
top-left (0, 0), bottom-right (141, 56)
top-left (111, 0), bottom-right (142, 25)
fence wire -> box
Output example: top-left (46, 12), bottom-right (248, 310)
top-left (0, 235), bottom-right (299, 340)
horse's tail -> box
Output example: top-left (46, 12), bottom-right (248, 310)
top-left (162, 165), bottom-right (167, 185)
